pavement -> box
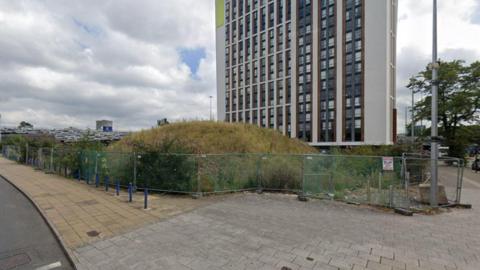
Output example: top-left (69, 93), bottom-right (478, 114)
top-left (73, 190), bottom-right (480, 270)
top-left (0, 158), bottom-right (214, 249)
top-left (0, 176), bottom-right (73, 270)
top-left (456, 167), bottom-right (480, 188)
top-left (1, 157), bottom-right (480, 270)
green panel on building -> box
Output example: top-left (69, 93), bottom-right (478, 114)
top-left (216, 0), bottom-right (225, 28)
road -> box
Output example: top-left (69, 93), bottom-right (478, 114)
top-left (0, 176), bottom-right (73, 270)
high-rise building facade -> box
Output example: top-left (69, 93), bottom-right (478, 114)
top-left (216, 0), bottom-right (397, 146)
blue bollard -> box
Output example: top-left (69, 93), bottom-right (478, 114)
top-left (144, 188), bottom-right (148, 209)
top-left (105, 176), bottom-right (109, 192)
top-left (128, 183), bottom-right (133, 202)
top-left (77, 171), bottom-right (81, 181)
top-left (95, 174), bottom-right (99, 188)
top-left (116, 180), bottom-right (120, 196)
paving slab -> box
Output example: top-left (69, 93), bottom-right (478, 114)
top-left (0, 158), bottom-right (214, 252)
top-left (74, 175), bottom-right (480, 270)
top-left (2, 157), bottom-right (479, 270)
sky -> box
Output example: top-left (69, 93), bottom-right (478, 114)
top-left (0, 0), bottom-right (479, 132)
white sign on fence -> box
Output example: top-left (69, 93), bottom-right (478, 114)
top-left (382, 157), bottom-right (394, 171)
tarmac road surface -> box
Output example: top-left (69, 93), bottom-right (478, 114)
top-left (0, 176), bottom-right (73, 270)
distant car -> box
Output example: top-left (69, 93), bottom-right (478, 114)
top-left (438, 146), bottom-right (449, 157)
top-left (472, 159), bottom-right (480, 172)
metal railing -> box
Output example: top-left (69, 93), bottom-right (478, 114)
top-left (1, 145), bottom-right (465, 209)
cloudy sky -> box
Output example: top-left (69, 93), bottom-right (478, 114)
top-left (0, 0), bottom-right (479, 132)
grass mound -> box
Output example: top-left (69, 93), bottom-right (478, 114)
top-left (111, 121), bottom-right (316, 154)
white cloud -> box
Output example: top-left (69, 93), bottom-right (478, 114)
top-left (0, 0), bottom-right (216, 130)
top-left (396, 0), bottom-right (480, 133)
top-left (0, 0), bottom-right (478, 134)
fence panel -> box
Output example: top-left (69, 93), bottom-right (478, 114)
top-left (136, 153), bottom-right (197, 193)
top-left (403, 155), bottom-right (463, 206)
top-left (199, 154), bottom-right (258, 194)
top-left (1, 145), bottom-right (464, 208)
top-left (259, 154), bottom-right (303, 192)
top-left (303, 155), bottom-right (408, 208)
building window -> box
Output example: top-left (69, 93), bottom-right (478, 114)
top-left (344, 0), bottom-right (363, 142)
top-left (268, 2), bottom-right (274, 28)
top-left (261, 7), bottom-right (266, 31)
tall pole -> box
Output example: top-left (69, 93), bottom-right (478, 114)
top-left (209, 96), bottom-right (213, 121)
top-left (411, 90), bottom-right (415, 138)
top-left (0, 113), bottom-right (2, 144)
top-left (430, 0), bottom-right (439, 207)
top-left (405, 107), bottom-right (408, 135)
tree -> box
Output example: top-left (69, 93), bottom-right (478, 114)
top-left (407, 60), bottom-right (480, 158)
top-left (18, 121), bottom-right (33, 129)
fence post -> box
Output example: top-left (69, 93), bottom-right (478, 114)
top-left (456, 159), bottom-right (464, 204)
top-left (25, 143), bottom-right (29, 164)
top-left (302, 156), bottom-right (306, 192)
top-left (256, 155), bottom-right (262, 193)
top-left (298, 155), bottom-right (308, 201)
top-left (405, 171), bottom-right (410, 205)
top-left (329, 173), bottom-right (334, 198)
top-left (105, 176), bottom-right (109, 192)
top-left (94, 152), bottom-right (98, 178)
top-left (95, 174), bottom-right (99, 188)
top-left (37, 150), bottom-right (40, 168)
top-left (116, 180), bottom-right (120, 196)
top-left (144, 188), bottom-right (148, 209)
top-left (128, 183), bottom-right (133, 202)
top-left (378, 171), bottom-right (383, 204)
top-left (133, 152), bottom-right (137, 191)
top-left (389, 185), bottom-right (394, 208)
top-left (367, 177), bottom-right (371, 204)
top-left (331, 156), bottom-right (337, 197)
top-left (77, 151), bottom-right (81, 181)
top-left (194, 155), bottom-right (202, 199)
top-left (49, 148), bottom-right (53, 173)
top-left (400, 153), bottom-right (405, 180)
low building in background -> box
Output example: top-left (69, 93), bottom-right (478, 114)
top-left (96, 120), bottom-right (113, 132)
top-left (0, 126), bottom-right (128, 144)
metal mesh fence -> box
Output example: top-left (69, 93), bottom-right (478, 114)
top-left (1, 145), bottom-right (465, 209)
top-left (402, 153), bottom-right (464, 206)
top-left (302, 155), bottom-right (408, 208)
top-left (199, 154), bottom-right (257, 194)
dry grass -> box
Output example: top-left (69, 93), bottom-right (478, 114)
top-left (111, 121), bottom-right (317, 154)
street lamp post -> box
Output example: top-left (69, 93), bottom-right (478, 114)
top-left (430, 0), bottom-right (439, 207)
top-left (0, 113), bottom-right (2, 144)
top-left (405, 107), bottom-right (409, 134)
top-left (209, 96), bottom-right (213, 121)
top-left (411, 90), bottom-right (415, 138)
